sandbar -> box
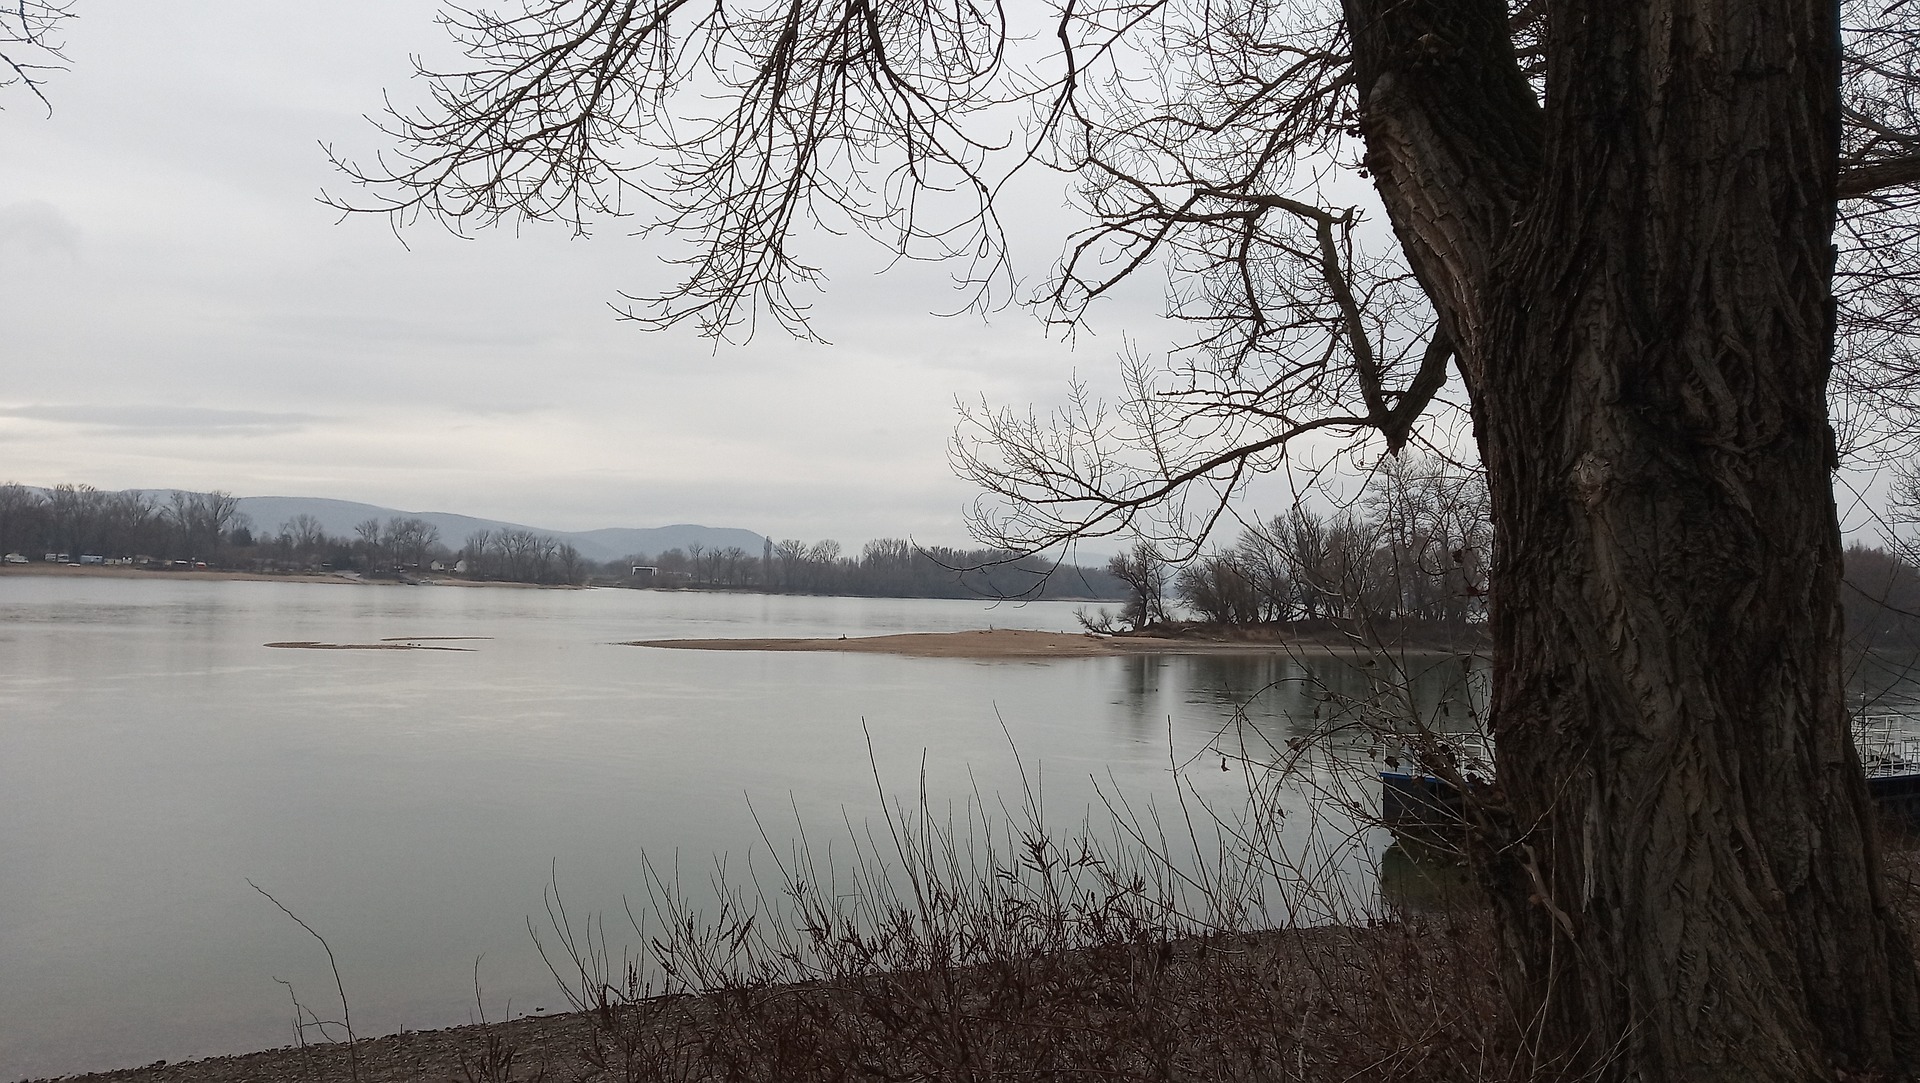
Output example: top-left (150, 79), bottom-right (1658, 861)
top-left (265, 641), bottom-right (475, 652)
top-left (623, 628), bottom-right (1463, 659)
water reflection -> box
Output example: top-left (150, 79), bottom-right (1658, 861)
top-left (1110, 654), bottom-right (1168, 742)
top-left (1856, 652), bottom-right (1920, 716)
top-left (1164, 651), bottom-right (1490, 769)
top-left (1377, 843), bottom-right (1479, 913)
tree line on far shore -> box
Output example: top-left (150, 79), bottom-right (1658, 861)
top-left (8, 476), bottom-right (1918, 643)
top-left (627, 536), bottom-right (1129, 601)
top-left (0, 483), bottom-right (246, 566)
top-left (0, 482), bottom-right (1131, 598)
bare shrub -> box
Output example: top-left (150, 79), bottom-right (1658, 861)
top-left (522, 706), bottom-right (1562, 1083)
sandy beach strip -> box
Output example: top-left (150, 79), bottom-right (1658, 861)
top-left (622, 627), bottom-right (1467, 659)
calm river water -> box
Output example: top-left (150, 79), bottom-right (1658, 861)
top-left (0, 577), bottom-right (1430, 1078)
top-left (2, 575), bottom-right (1911, 1079)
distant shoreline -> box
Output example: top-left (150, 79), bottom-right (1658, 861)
top-left (626, 627), bottom-right (1479, 659)
top-left (0, 563), bottom-right (1110, 600)
top-left (0, 562), bottom-right (358, 585)
top-left (0, 563), bottom-right (569, 588)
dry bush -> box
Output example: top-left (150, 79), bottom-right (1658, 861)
top-left (523, 736), bottom-right (1553, 1083)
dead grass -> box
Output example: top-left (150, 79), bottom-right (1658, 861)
top-left (39, 914), bottom-right (1518, 1083)
top-left (527, 914), bottom-right (1521, 1083)
top-left (466, 729), bottom-right (1545, 1083)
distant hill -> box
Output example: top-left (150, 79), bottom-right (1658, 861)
top-left (232, 495), bottom-right (764, 564)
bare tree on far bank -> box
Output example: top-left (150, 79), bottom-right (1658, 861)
top-left (1086, 455), bottom-right (1492, 640)
top-left (1099, 542), bottom-right (1168, 630)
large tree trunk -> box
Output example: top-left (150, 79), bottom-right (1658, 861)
top-left (1348, 0), bottom-right (1920, 1077)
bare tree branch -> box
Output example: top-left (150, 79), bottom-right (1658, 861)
top-left (1840, 153), bottom-right (1920, 197)
top-left (0, 0), bottom-right (75, 112)
top-left (326, 0), bottom-right (1029, 341)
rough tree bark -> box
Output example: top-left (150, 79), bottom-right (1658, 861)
top-left (1349, 0), bottom-right (1919, 1077)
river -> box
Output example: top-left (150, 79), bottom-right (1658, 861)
top-left (2, 574), bottom-right (1910, 1079)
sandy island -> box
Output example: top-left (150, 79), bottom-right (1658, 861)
top-left (264, 641), bottom-right (477, 651)
top-left (624, 627), bottom-right (1473, 659)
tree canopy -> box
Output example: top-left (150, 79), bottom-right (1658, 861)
top-left (325, 1), bottom-right (1920, 554)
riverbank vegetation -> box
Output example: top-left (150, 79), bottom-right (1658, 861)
top-left (623, 537), bottom-right (1129, 601)
top-left (1084, 456), bottom-right (1920, 658)
top-left (1089, 456), bottom-right (1491, 636)
top-left (0, 484), bottom-right (246, 569)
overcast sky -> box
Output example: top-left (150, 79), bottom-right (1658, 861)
top-left (6, 3), bottom-right (1901, 553)
top-left (0, 1), bottom-right (1189, 548)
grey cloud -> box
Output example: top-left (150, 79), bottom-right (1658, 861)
top-left (0, 200), bottom-right (81, 258)
top-left (444, 401), bottom-right (553, 418)
top-left (262, 308), bottom-right (552, 351)
top-left (0, 404), bottom-right (328, 435)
